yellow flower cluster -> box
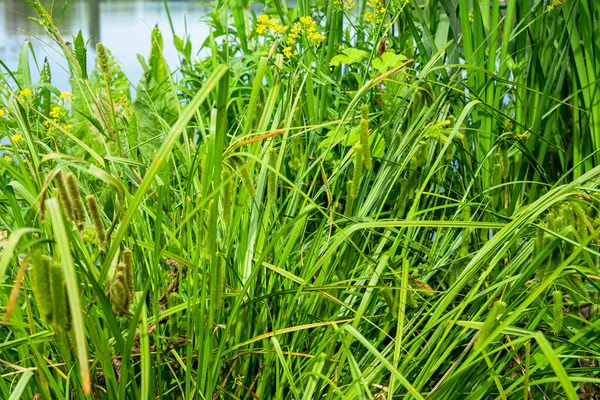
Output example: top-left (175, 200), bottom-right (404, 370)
top-left (255, 14), bottom-right (326, 58)
top-left (290, 16), bottom-right (325, 45)
top-left (19, 88), bottom-right (32, 98)
top-left (283, 46), bottom-right (294, 58)
top-left (547, 0), bottom-right (567, 12)
top-left (0, 109), bottom-right (4, 117)
top-left (11, 134), bottom-right (23, 142)
top-left (333, 0), bottom-right (356, 10)
top-left (256, 14), bottom-right (289, 36)
top-left (44, 106), bottom-right (72, 132)
top-left (59, 92), bottom-right (76, 104)
top-left (49, 106), bottom-right (62, 119)
top-left (365, 0), bottom-right (387, 24)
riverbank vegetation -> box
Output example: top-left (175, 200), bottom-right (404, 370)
top-left (1, 0), bottom-right (600, 398)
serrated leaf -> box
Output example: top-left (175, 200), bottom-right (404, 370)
top-left (329, 48), bottom-right (369, 67)
top-left (73, 30), bottom-right (87, 79)
top-left (372, 51), bottom-right (408, 73)
top-left (17, 41), bottom-right (31, 89)
top-left (36, 61), bottom-right (52, 116)
top-left (133, 26), bottom-right (179, 157)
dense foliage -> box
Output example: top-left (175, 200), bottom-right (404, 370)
top-left (1, 0), bottom-right (600, 398)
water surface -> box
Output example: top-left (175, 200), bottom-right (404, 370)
top-left (0, 0), bottom-right (211, 90)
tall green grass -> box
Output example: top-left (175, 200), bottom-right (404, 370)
top-left (1, 0), bottom-right (599, 398)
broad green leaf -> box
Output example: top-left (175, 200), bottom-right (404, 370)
top-left (73, 30), bottom-right (87, 79)
top-left (372, 51), bottom-right (408, 73)
top-left (329, 48), bottom-right (369, 67)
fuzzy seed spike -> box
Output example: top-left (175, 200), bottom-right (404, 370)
top-left (66, 173), bottom-right (86, 232)
top-left (50, 262), bottom-right (69, 330)
top-left (380, 287), bottom-right (396, 316)
top-left (406, 288), bottom-right (418, 308)
top-left (96, 43), bottom-right (112, 84)
top-left (475, 300), bottom-right (506, 349)
top-left (535, 223), bottom-right (545, 257)
top-left (351, 144), bottom-right (364, 200)
top-left (30, 252), bottom-right (53, 324)
top-left (110, 265), bottom-right (129, 317)
top-left (86, 195), bottom-right (106, 249)
top-left (221, 169), bottom-right (234, 224)
top-left (239, 162), bottom-right (255, 196)
top-left (55, 172), bottom-right (74, 221)
top-left (198, 154), bottom-right (207, 190)
top-left (502, 148), bottom-right (510, 180)
top-left (552, 290), bottom-right (563, 335)
top-left (345, 180), bottom-right (355, 216)
top-left (570, 200), bottom-right (589, 240)
top-left (360, 118), bottom-right (373, 170)
top-left (360, 104), bottom-right (369, 120)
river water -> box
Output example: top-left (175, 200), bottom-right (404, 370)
top-left (0, 0), bottom-right (212, 90)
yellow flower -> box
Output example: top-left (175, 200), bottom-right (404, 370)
top-left (3, 155), bottom-right (11, 163)
top-left (270, 19), bottom-right (287, 34)
top-left (0, 109), bottom-right (4, 117)
top-left (283, 46), bottom-right (293, 58)
top-left (256, 24), bottom-right (267, 35)
top-left (19, 88), bottom-right (32, 97)
top-left (307, 31), bottom-right (324, 43)
top-left (300, 16), bottom-right (313, 25)
top-left (60, 92), bottom-right (75, 103)
top-left (257, 14), bottom-right (269, 24)
top-left (11, 134), bottom-right (23, 142)
top-left (49, 106), bottom-right (62, 118)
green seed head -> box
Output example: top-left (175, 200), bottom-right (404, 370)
top-left (475, 300), bottom-right (506, 349)
top-left (406, 288), bottom-right (419, 308)
top-left (360, 118), bottom-right (373, 170)
top-left (360, 104), bottom-right (369, 120)
top-left (30, 251), bottom-right (53, 325)
top-left (570, 200), bottom-right (589, 240)
top-left (379, 287), bottom-right (396, 316)
top-left (55, 171), bottom-right (74, 221)
top-left (238, 162), bottom-right (255, 196)
top-left (552, 290), bottom-right (563, 335)
top-left (66, 173), bottom-right (86, 232)
top-left (86, 195), bottom-right (106, 250)
top-left (96, 43), bottom-right (112, 84)
top-left (345, 180), bottom-right (355, 216)
top-left (199, 154), bottom-right (207, 190)
top-left (351, 144), bottom-right (364, 201)
top-left (109, 265), bottom-right (130, 317)
top-left (221, 168), bottom-right (234, 224)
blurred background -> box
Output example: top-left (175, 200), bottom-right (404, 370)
top-left (0, 0), bottom-right (212, 89)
